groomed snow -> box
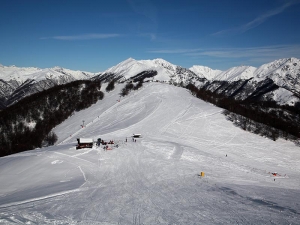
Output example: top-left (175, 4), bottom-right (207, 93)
top-left (0, 83), bottom-right (300, 224)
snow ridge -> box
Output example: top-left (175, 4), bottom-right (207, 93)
top-left (189, 65), bottom-right (222, 80)
top-left (214, 66), bottom-right (257, 81)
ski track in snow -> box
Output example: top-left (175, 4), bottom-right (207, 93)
top-left (1, 83), bottom-right (300, 224)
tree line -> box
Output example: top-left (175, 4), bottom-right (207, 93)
top-left (120, 80), bottom-right (144, 97)
top-left (186, 83), bottom-right (300, 142)
top-left (0, 78), bottom-right (145, 157)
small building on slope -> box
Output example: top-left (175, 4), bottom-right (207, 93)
top-left (76, 138), bottom-right (93, 149)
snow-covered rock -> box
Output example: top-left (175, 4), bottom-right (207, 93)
top-left (191, 58), bottom-right (300, 106)
top-left (214, 66), bottom-right (256, 81)
top-left (253, 58), bottom-right (300, 94)
top-left (189, 65), bottom-right (222, 80)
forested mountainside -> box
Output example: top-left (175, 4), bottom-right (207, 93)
top-left (0, 80), bottom-right (103, 157)
top-left (0, 65), bottom-right (95, 109)
top-left (0, 77), bottom-right (147, 157)
top-left (186, 83), bottom-right (300, 143)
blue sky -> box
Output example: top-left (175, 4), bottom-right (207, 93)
top-left (1, 0), bottom-right (300, 72)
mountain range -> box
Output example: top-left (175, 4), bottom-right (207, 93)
top-left (0, 65), bottom-right (95, 109)
top-left (1, 57), bottom-right (300, 109)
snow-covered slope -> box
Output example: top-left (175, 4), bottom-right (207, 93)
top-left (213, 65), bottom-right (257, 81)
top-left (0, 83), bottom-right (299, 224)
top-left (253, 57), bottom-right (300, 94)
top-left (189, 65), bottom-right (222, 80)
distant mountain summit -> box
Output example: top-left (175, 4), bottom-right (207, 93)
top-left (198, 58), bottom-right (300, 105)
top-left (253, 58), bottom-right (300, 92)
top-left (96, 58), bottom-right (205, 84)
top-left (0, 65), bottom-right (93, 82)
top-left (0, 65), bottom-right (95, 109)
top-left (189, 65), bottom-right (222, 80)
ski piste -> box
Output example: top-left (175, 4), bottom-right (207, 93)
top-left (0, 83), bottom-right (299, 224)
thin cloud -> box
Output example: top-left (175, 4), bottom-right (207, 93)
top-left (148, 45), bottom-right (300, 58)
top-left (147, 45), bottom-right (300, 67)
top-left (186, 45), bottom-right (300, 59)
top-left (148, 48), bottom-right (203, 54)
top-left (41, 33), bottom-right (120, 40)
top-left (213, 1), bottom-right (296, 36)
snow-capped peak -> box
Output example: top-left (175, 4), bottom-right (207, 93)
top-left (190, 57), bottom-right (300, 84)
top-left (254, 57), bottom-right (300, 80)
top-left (252, 57), bottom-right (300, 92)
top-left (104, 58), bottom-right (145, 79)
top-left (0, 65), bottom-right (42, 82)
top-left (104, 58), bottom-right (169, 80)
top-left (0, 64), bottom-right (94, 83)
top-left (151, 58), bottom-right (177, 71)
top-left (102, 58), bottom-right (202, 82)
top-left (53, 66), bottom-right (64, 71)
top-left (189, 65), bottom-right (222, 81)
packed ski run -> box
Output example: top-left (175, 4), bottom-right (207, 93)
top-left (0, 83), bottom-right (300, 224)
